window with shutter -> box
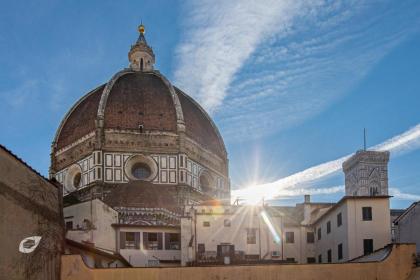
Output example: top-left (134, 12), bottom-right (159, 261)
top-left (120, 231), bottom-right (126, 250)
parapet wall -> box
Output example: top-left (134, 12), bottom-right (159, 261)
top-left (61, 244), bottom-right (416, 280)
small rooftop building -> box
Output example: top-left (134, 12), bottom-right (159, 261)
top-left (393, 201), bottom-right (420, 256)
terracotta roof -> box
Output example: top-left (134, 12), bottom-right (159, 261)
top-left (53, 71), bottom-right (227, 160)
top-left (56, 85), bottom-right (104, 149)
top-left (176, 87), bottom-right (226, 158)
top-left (104, 73), bottom-right (177, 132)
top-left (102, 181), bottom-right (182, 212)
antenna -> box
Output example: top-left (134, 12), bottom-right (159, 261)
top-left (363, 128), bottom-right (367, 151)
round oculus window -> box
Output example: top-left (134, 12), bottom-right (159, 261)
top-left (73, 173), bottom-right (81, 189)
top-left (131, 162), bottom-right (151, 180)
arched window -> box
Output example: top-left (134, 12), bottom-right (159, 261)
top-left (140, 58), bottom-right (144, 71)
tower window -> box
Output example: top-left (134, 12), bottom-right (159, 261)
top-left (369, 187), bottom-right (378, 196)
top-left (362, 207), bottom-right (372, 221)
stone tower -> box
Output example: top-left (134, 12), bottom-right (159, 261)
top-left (342, 150), bottom-right (390, 196)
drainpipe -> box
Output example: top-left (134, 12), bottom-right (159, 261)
top-left (194, 208), bottom-right (197, 265)
top-left (281, 215), bottom-right (284, 261)
top-left (258, 207), bottom-right (262, 260)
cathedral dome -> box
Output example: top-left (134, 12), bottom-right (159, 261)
top-left (54, 71), bottom-right (226, 159)
top-left (51, 25), bottom-right (229, 203)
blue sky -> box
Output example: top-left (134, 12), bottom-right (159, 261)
top-left (1, 0), bottom-right (420, 209)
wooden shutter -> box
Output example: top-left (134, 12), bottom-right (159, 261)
top-left (120, 232), bottom-right (126, 250)
top-left (135, 232), bottom-right (140, 249)
top-left (143, 232), bottom-right (148, 250)
top-left (158, 233), bottom-right (163, 250)
top-left (165, 233), bottom-right (170, 250)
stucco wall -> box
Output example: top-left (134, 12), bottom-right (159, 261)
top-left (186, 206), bottom-right (283, 262)
top-left (64, 199), bottom-right (118, 252)
top-left (0, 148), bottom-right (63, 280)
top-left (61, 244), bottom-right (416, 280)
top-left (346, 198), bottom-right (391, 259)
top-left (314, 201), bottom-right (349, 262)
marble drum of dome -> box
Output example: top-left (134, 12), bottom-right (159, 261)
top-left (50, 25), bottom-right (230, 204)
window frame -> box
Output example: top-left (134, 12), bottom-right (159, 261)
top-left (306, 232), bottom-right (315, 243)
top-left (362, 207), bottom-right (373, 221)
top-left (125, 232), bottom-right (136, 249)
top-left (337, 212), bottom-right (342, 227)
top-left (285, 232), bottom-right (295, 244)
top-left (338, 243), bottom-right (343, 260)
top-left (307, 257), bottom-right (316, 264)
top-left (224, 219), bottom-right (231, 227)
top-left (363, 239), bottom-right (374, 255)
top-left (246, 228), bottom-right (257, 244)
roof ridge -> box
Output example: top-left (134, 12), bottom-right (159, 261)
top-left (0, 144), bottom-right (58, 187)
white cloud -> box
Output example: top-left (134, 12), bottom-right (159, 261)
top-left (175, 0), bottom-right (320, 113)
top-left (390, 188), bottom-right (420, 201)
top-left (232, 124), bottom-right (420, 204)
top-left (272, 185), bottom-right (344, 199)
top-left (175, 0), bottom-right (420, 140)
top-left (265, 185), bottom-right (420, 202)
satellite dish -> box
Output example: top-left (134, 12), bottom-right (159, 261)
top-left (19, 236), bottom-right (42, 253)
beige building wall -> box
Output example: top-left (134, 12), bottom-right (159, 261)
top-left (282, 225), bottom-right (303, 262)
top-left (346, 197), bottom-right (391, 259)
top-left (64, 199), bottom-right (118, 253)
top-left (314, 202), bottom-right (349, 263)
top-left (314, 197), bottom-right (391, 262)
top-left (117, 226), bottom-right (181, 267)
top-left (182, 205), bottom-right (283, 265)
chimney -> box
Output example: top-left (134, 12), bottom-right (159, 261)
top-left (304, 195), bottom-right (311, 203)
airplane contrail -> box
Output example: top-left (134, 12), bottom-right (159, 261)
top-left (232, 124), bottom-right (420, 204)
